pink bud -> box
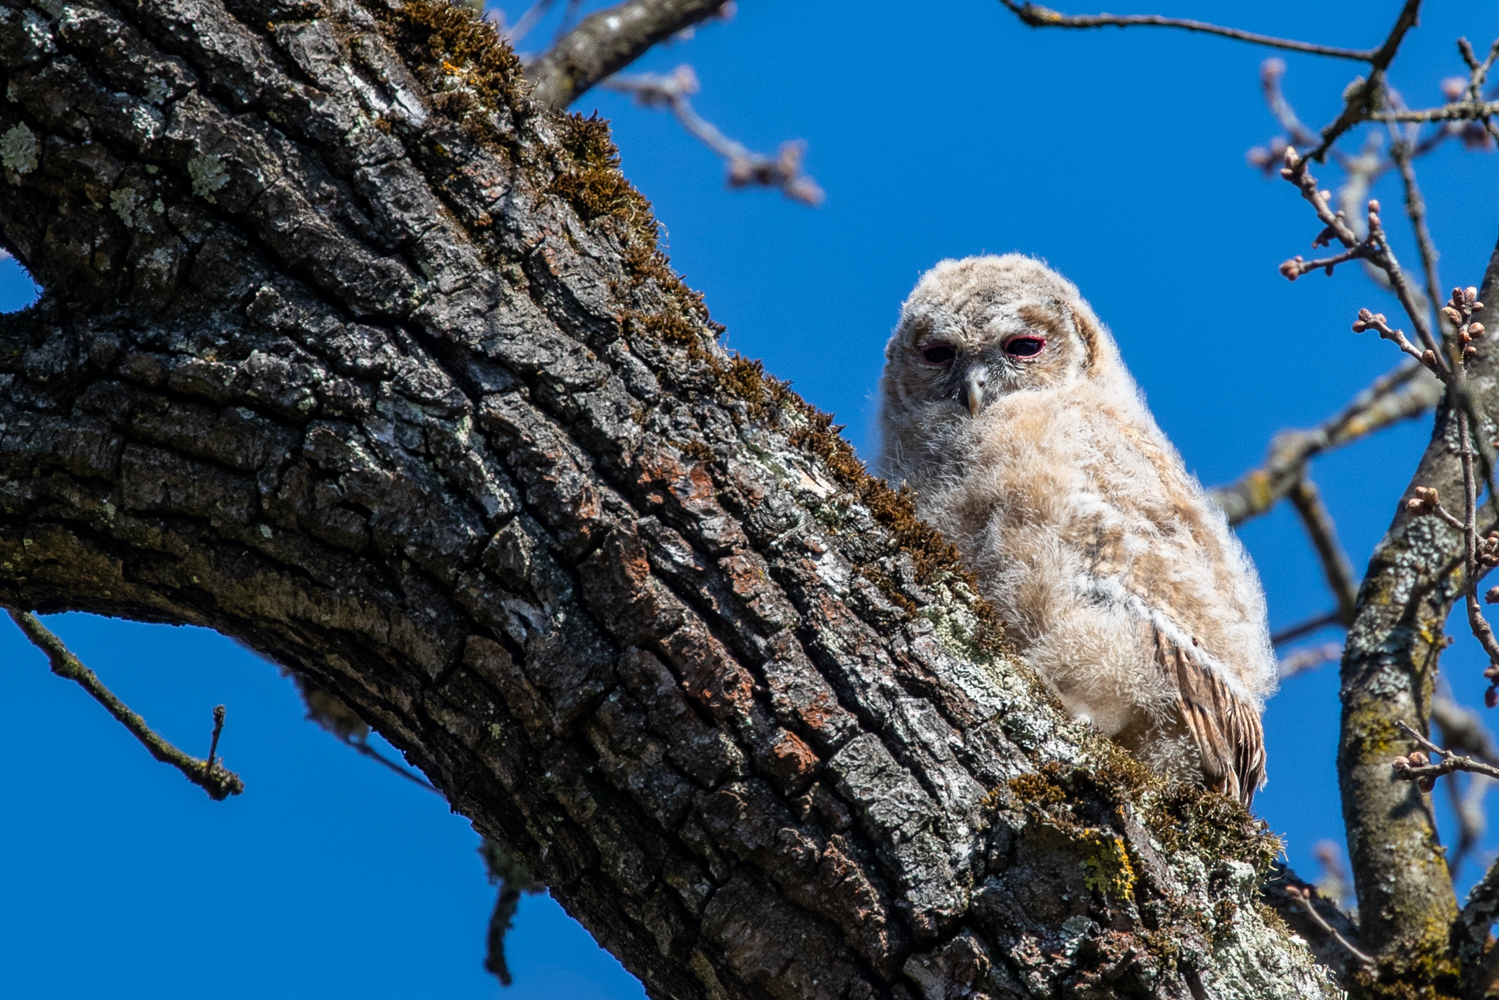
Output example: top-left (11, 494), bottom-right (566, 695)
top-left (1488, 686), bottom-right (1499, 709)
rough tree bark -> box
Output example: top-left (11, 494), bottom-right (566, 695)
top-left (1337, 246), bottom-right (1499, 999)
top-left (0, 0), bottom-right (1340, 997)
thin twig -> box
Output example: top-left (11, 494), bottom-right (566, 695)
top-left (1457, 36), bottom-right (1499, 146)
top-left (1373, 101), bottom-right (1499, 124)
top-left (1208, 359), bottom-right (1441, 526)
top-left (7, 609), bottom-right (245, 800)
top-left (1280, 147), bottom-right (1447, 378)
top-left (1287, 477), bottom-right (1359, 625)
top-left (1389, 137), bottom-right (1444, 336)
top-left (996, 1), bottom-right (1377, 61)
top-left (1282, 884), bottom-right (1378, 968)
top-left (343, 733), bottom-right (441, 793)
top-left (1303, 0), bottom-right (1424, 163)
top-left (500, 0), bottom-right (557, 45)
top-left (1271, 609), bottom-right (1343, 647)
top-left (1393, 719), bottom-right (1499, 784)
top-left (1352, 306), bottom-right (1443, 377)
top-left (1278, 641), bottom-right (1344, 679)
top-left (603, 66), bottom-right (824, 204)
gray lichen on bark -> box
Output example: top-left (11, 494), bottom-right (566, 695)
top-left (0, 0), bottom-right (1342, 995)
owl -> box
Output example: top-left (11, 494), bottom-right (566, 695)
top-left (877, 255), bottom-right (1276, 804)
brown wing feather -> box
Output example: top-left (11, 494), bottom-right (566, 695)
top-left (1152, 626), bottom-right (1266, 806)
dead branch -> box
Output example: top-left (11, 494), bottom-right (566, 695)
top-left (1389, 138), bottom-right (1445, 334)
top-left (1271, 610), bottom-right (1343, 647)
top-left (1287, 478), bottom-right (1359, 624)
top-left (603, 65), bottom-right (824, 204)
top-left (1208, 359), bottom-right (1441, 526)
top-left (1278, 641), bottom-right (1344, 679)
top-left (995, 1), bottom-right (1378, 61)
top-left (6, 609), bottom-right (245, 800)
top-left (1282, 884), bottom-right (1377, 969)
top-left (525, 0), bottom-right (731, 107)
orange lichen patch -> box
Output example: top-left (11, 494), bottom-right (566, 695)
top-left (767, 728), bottom-right (819, 782)
top-left (662, 623), bottom-right (758, 720)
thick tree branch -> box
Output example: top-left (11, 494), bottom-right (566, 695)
top-left (525, 0), bottom-right (728, 107)
top-left (1335, 234), bottom-right (1499, 986)
top-left (0, 0), bottom-right (1340, 996)
top-left (6, 609), bottom-right (244, 799)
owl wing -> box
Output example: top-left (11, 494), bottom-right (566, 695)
top-left (1150, 624), bottom-right (1266, 807)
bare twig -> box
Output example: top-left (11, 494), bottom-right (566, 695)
top-left (1374, 101), bottom-right (1499, 124)
top-left (1392, 719), bottom-right (1499, 785)
top-left (7, 609), bottom-right (245, 800)
top-left (1301, 0), bottom-right (1424, 163)
top-left (995, 2), bottom-right (1378, 61)
top-left (499, 0), bottom-right (557, 45)
top-left (1209, 359), bottom-right (1441, 526)
top-left (1312, 840), bottom-right (1356, 912)
top-left (1433, 693), bottom-right (1499, 765)
top-left (292, 673), bottom-right (438, 792)
top-left (480, 839), bottom-right (543, 986)
top-left (603, 66), bottom-right (824, 204)
top-left (1271, 609), bottom-right (1343, 647)
top-left (1352, 306), bottom-right (1443, 376)
top-left (1278, 641), bottom-right (1344, 679)
top-left (1389, 137), bottom-right (1444, 335)
top-left (525, 0), bottom-right (732, 107)
top-left (1288, 477), bottom-right (1360, 624)
top-left (1433, 694), bottom-right (1497, 879)
top-left (343, 733), bottom-right (440, 792)
top-left (1283, 883), bottom-right (1378, 968)
top-left (1280, 146), bottom-right (1446, 380)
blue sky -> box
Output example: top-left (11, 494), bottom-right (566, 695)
top-left (4, 1), bottom-right (1499, 995)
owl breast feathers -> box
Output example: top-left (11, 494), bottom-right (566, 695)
top-left (877, 254), bottom-right (1276, 805)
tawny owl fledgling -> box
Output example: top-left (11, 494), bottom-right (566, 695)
top-left (878, 255), bottom-right (1276, 804)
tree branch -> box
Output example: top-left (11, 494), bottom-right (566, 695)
top-left (525, 0), bottom-right (730, 107)
top-left (1335, 236), bottom-right (1499, 978)
top-left (1208, 359), bottom-right (1441, 527)
top-left (1288, 477), bottom-right (1359, 625)
top-left (603, 66), bottom-right (823, 204)
top-left (995, 1), bottom-right (1378, 61)
top-left (0, 0), bottom-right (1340, 995)
top-left (6, 609), bottom-right (245, 800)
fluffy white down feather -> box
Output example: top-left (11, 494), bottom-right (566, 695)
top-left (877, 254), bottom-right (1276, 799)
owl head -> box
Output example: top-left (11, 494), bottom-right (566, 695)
top-left (880, 254), bottom-right (1122, 421)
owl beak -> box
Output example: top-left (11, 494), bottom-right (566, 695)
top-left (965, 367), bottom-right (988, 416)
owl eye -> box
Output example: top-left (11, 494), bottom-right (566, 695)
top-left (921, 344), bottom-right (956, 365)
top-left (1003, 336), bottom-right (1046, 359)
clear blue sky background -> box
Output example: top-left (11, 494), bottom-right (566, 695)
top-left (4, 1), bottom-right (1499, 996)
